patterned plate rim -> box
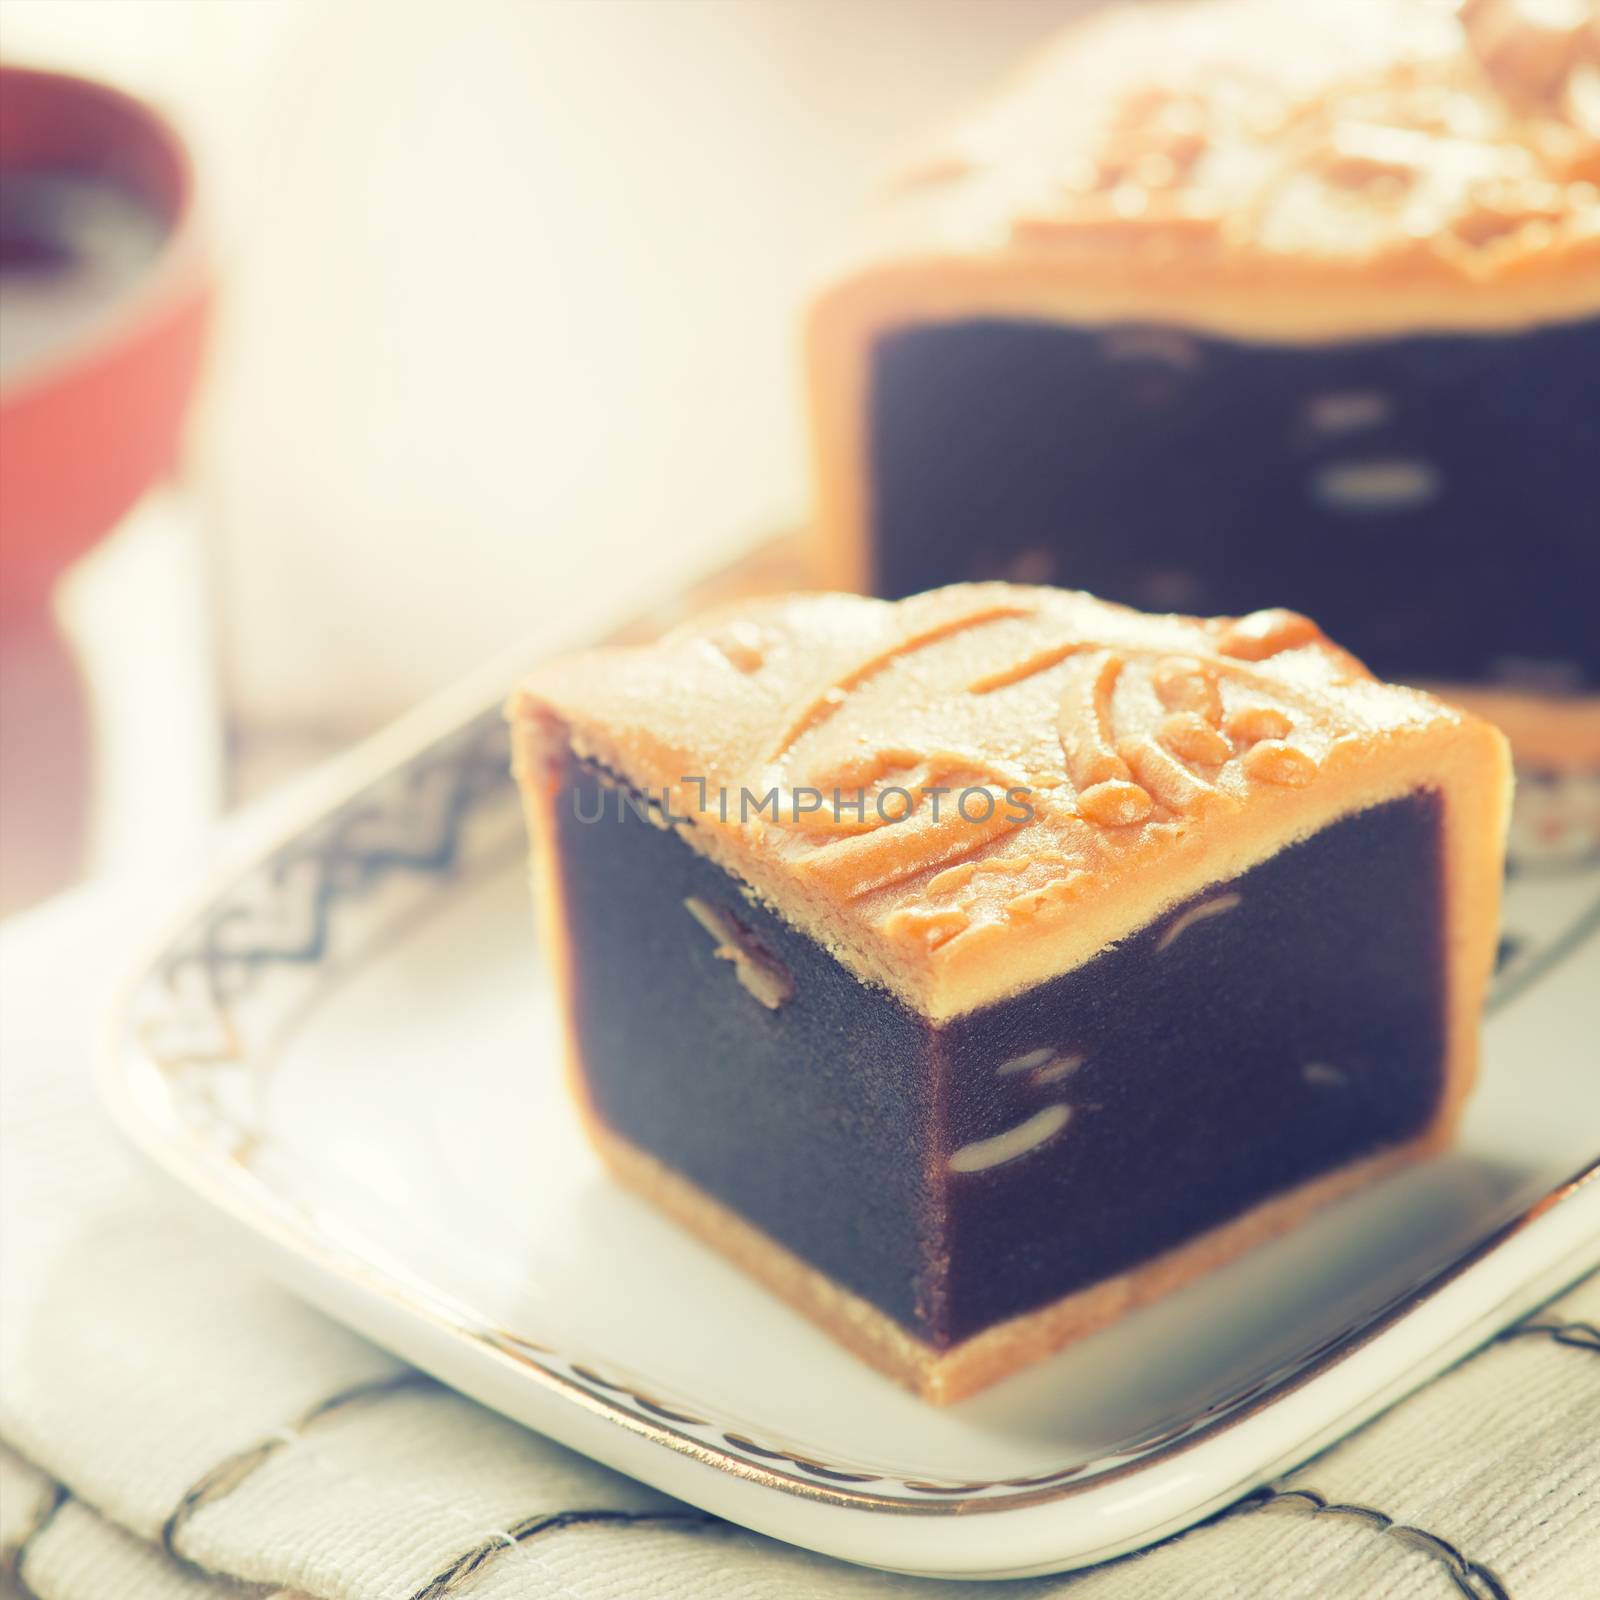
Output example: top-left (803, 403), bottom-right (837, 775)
top-left (97, 655), bottom-right (1600, 1518)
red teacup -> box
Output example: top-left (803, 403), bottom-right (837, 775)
top-left (0, 64), bottom-right (211, 909)
top-left (1, 63), bottom-right (210, 612)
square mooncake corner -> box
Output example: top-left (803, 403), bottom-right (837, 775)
top-left (509, 583), bottom-right (1510, 1401)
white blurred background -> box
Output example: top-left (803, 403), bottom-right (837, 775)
top-left (5, 0), bottom-right (1082, 734)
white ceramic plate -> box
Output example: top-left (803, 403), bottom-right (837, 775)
top-left (101, 677), bottom-right (1600, 1581)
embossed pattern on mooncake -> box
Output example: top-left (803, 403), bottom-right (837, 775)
top-left (912, 0), bottom-right (1600, 289)
top-left (515, 582), bottom-right (1506, 1019)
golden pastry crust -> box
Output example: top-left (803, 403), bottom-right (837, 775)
top-left (586, 1117), bottom-right (1451, 1405)
top-left (1417, 682), bottom-right (1600, 771)
top-left (509, 583), bottom-right (1510, 1030)
top-left (825, 0), bottom-right (1600, 342)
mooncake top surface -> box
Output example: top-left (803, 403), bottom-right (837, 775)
top-left (840, 0), bottom-right (1600, 336)
top-left (513, 583), bottom-right (1506, 1017)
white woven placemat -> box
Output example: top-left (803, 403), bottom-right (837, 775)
top-left (3, 885), bottom-right (1595, 1600)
